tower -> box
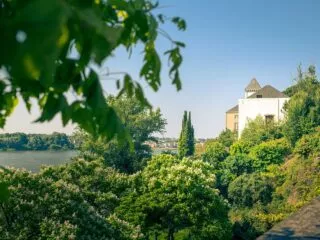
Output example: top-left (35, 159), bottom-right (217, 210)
top-left (245, 78), bottom-right (261, 98)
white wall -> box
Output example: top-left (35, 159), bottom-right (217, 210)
top-left (244, 91), bottom-right (256, 98)
top-left (238, 98), bottom-right (289, 137)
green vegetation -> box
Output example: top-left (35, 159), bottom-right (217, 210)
top-left (283, 65), bottom-right (320, 145)
top-left (116, 155), bottom-right (232, 239)
top-left (74, 95), bottom-right (166, 173)
top-left (0, 0), bottom-right (185, 141)
top-left (178, 111), bottom-right (195, 158)
top-left (1, 59), bottom-right (320, 240)
top-left (0, 1), bottom-right (319, 237)
top-left (0, 155), bottom-right (232, 239)
top-left (0, 132), bottom-right (74, 151)
top-left (0, 0), bottom-right (186, 208)
top-left (216, 129), bottom-right (237, 148)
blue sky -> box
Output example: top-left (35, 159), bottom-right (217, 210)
top-left (3, 0), bottom-right (320, 138)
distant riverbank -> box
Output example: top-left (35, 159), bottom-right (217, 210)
top-left (153, 148), bottom-right (178, 154)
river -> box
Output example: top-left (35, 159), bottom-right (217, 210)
top-left (0, 151), bottom-right (78, 172)
top-left (0, 149), bottom-right (177, 172)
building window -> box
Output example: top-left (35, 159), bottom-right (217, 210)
top-left (265, 115), bottom-right (274, 124)
top-left (234, 114), bottom-right (238, 120)
top-left (257, 95), bottom-right (262, 98)
top-left (234, 123), bottom-right (238, 131)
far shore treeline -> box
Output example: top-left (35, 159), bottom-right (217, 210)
top-left (0, 133), bottom-right (74, 151)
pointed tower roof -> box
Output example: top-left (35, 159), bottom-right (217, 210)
top-left (245, 78), bottom-right (261, 92)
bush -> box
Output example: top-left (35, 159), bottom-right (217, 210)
top-left (294, 129), bottom-right (320, 158)
top-left (202, 141), bottom-right (229, 169)
top-left (249, 139), bottom-right (291, 170)
top-left (230, 140), bottom-right (253, 155)
top-left (223, 154), bottom-right (255, 176)
top-left (276, 157), bottom-right (320, 206)
top-left (217, 129), bottom-right (237, 148)
top-left (240, 116), bottom-right (284, 146)
top-left (228, 173), bottom-right (274, 207)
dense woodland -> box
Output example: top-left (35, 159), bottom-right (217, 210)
top-left (1, 66), bottom-right (320, 239)
top-left (0, 133), bottom-right (74, 151)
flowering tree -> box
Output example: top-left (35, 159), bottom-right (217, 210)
top-left (116, 154), bottom-right (232, 239)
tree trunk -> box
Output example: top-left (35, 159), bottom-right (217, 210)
top-left (167, 228), bottom-right (174, 240)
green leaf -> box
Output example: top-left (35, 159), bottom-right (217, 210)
top-left (174, 41), bottom-right (186, 48)
top-left (123, 74), bottom-right (134, 97)
top-left (134, 10), bottom-right (149, 42)
top-left (173, 71), bottom-right (182, 91)
top-left (10, 0), bottom-right (69, 87)
top-left (76, 9), bottom-right (123, 49)
top-left (165, 47), bottom-right (183, 91)
top-left (36, 93), bottom-right (68, 122)
top-left (135, 82), bottom-right (151, 108)
top-left (172, 17), bottom-right (187, 31)
top-left (140, 45), bottom-right (161, 91)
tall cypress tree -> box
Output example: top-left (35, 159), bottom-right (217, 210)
top-left (186, 112), bottom-right (195, 156)
top-left (178, 111), bottom-right (195, 158)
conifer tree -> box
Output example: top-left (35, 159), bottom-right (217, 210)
top-left (178, 111), bottom-right (195, 158)
top-left (187, 112), bottom-right (195, 155)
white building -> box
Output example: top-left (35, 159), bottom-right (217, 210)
top-left (226, 78), bottom-right (290, 137)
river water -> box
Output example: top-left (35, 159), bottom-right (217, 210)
top-left (0, 151), bottom-right (78, 172)
top-left (0, 149), bottom-right (177, 172)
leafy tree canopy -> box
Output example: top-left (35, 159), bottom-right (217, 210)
top-left (240, 116), bottom-right (284, 146)
top-left (0, 0), bottom-right (186, 213)
top-left (216, 129), bottom-right (237, 148)
top-left (116, 154), bottom-right (232, 239)
top-left (248, 138), bottom-right (291, 171)
top-left (283, 65), bottom-right (320, 145)
top-left (0, 0), bottom-right (185, 141)
top-left (228, 173), bottom-right (274, 208)
top-left (0, 159), bottom-right (135, 239)
top-left (74, 95), bottom-right (166, 173)
top-left (202, 141), bottom-right (229, 169)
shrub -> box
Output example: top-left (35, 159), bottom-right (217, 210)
top-left (230, 140), bottom-right (253, 155)
top-left (223, 154), bottom-right (255, 176)
top-left (249, 138), bottom-right (291, 170)
top-left (228, 173), bottom-right (274, 207)
top-left (294, 129), bottom-right (320, 158)
top-left (202, 141), bottom-right (228, 169)
top-left (217, 129), bottom-right (237, 148)
top-left (240, 116), bottom-right (284, 146)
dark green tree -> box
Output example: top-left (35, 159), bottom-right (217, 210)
top-left (228, 173), bottom-right (274, 207)
top-left (178, 111), bottom-right (195, 158)
top-left (187, 111), bottom-right (195, 156)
